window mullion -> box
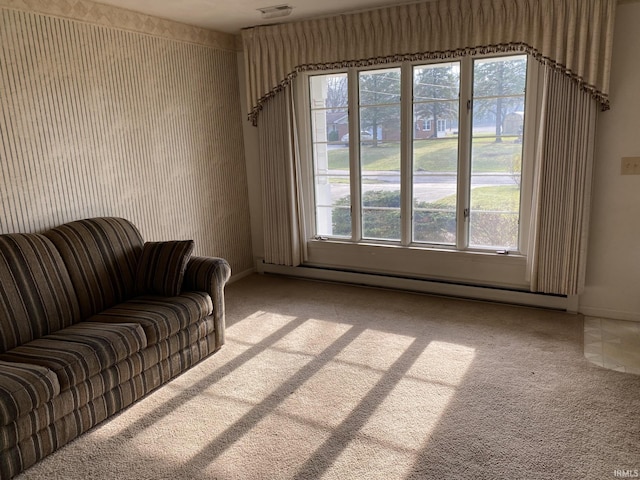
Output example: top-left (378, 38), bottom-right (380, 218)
top-left (348, 67), bottom-right (362, 242)
top-left (457, 57), bottom-right (473, 250)
top-left (400, 62), bottom-right (413, 246)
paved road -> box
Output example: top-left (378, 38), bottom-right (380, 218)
top-left (320, 170), bottom-right (519, 203)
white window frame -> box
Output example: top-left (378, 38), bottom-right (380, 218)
top-left (297, 54), bottom-right (541, 290)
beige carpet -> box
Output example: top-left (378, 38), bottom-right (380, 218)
top-left (17, 274), bottom-right (640, 479)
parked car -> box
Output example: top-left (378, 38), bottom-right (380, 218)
top-left (341, 131), bottom-right (374, 145)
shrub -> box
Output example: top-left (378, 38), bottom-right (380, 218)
top-left (332, 190), bottom-right (517, 247)
top-left (333, 190), bottom-right (454, 241)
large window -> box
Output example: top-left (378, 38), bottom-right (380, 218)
top-left (307, 54), bottom-right (529, 254)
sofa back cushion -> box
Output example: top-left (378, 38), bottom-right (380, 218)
top-left (0, 234), bottom-right (81, 353)
top-left (44, 218), bottom-right (144, 319)
top-left (135, 240), bottom-right (194, 296)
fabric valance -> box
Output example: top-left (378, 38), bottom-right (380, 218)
top-left (242, 0), bottom-right (616, 124)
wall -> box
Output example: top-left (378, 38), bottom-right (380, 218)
top-left (237, 52), bottom-right (264, 264)
top-left (580, 1), bottom-right (640, 322)
top-left (0, 1), bottom-right (254, 277)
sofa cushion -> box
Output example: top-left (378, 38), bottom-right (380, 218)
top-left (135, 241), bottom-right (194, 296)
top-left (43, 218), bottom-right (144, 320)
top-left (88, 292), bottom-right (213, 346)
top-left (0, 361), bottom-right (61, 427)
top-left (0, 234), bottom-right (81, 353)
top-left (0, 322), bottom-right (147, 392)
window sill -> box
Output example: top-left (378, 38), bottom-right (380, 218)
top-left (305, 239), bottom-right (529, 290)
top-left (310, 238), bottom-right (524, 259)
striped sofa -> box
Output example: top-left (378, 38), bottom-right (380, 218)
top-left (0, 217), bottom-right (231, 479)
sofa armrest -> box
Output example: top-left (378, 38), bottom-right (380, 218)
top-left (183, 256), bottom-right (231, 349)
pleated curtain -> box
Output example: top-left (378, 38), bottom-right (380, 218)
top-left (527, 66), bottom-right (598, 295)
top-left (257, 85), bottom-right (306, 266)
top-left (243, 0), bottom-right (616, 124)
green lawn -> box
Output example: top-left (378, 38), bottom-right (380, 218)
top-left (335, 185), bottom-right (520, 212)
top-left (327, 136), bottom-right (522, 173)
top-left (426, 185), bottom-right (520, 211)
top-left (470, 185), bottom-right (520, 211)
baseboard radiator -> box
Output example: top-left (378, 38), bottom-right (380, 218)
top-left (257, 262), bottom-right (575, 312)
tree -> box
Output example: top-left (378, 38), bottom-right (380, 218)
top-left (325, 75), bottom-right (348, 112)
top-left (473, 57), bottom-right (526, 143)
top-left (358, 69), bottom-right (401, 146)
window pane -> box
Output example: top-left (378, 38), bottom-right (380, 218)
top-left (362, 184), bottom-right (401, 241)
top-left (469, 142), bottom-right (523, 249)
top-left (311, 108), bottom-right (348, 145)
top-left (413, 62), bottom-right (459, 101)
top-left (317, 205), bottom-right (351, 237)
top-left (473, 56), bottom-right (527, 97)
top-left (359, 105), bottom-right (401, 147)
top-left (310, 73), bottom-right (351, 238)
top-left (310, 74), bottom-right (348, 109)
top-left (361, 154), bottom-right (401, 241)
top-left (469, 55), bottom-right (527, 250)
top-left (472, 98), bottom-right (525, 139)
top-left (470, 136), bottom-right (524, 177)
top-left (314, 174), bottom-right (351, 239)
top-left (412, 62), bottom-right (460, 245)
top-left (414, 206), bottom-right (457, 244)
top-left (359, 68), bottom-right (401, 106)
top-left (359, 68), bottom-right (401, 241)
top-left (469, 209), bottom-right (519, 249)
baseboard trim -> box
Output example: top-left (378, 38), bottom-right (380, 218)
top-left (228, 267), bottom-right (255, 284)
top-left (578, 306), bottom-right (640, 323)
top-left (258, 263), bottom-right (570, 311)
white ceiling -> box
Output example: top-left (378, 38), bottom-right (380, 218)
top-left (92, 0), bottom-right (406, 34)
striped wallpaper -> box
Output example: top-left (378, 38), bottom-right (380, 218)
top-left (0, 0), bottom-right (237, 51)
top-left (0, 6), bottom-right (254, 276)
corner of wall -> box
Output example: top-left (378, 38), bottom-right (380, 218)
top-left (580, 1), bottom-right (640, 322)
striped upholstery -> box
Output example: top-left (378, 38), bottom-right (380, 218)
top-left (0, 234), bottom-right (81, 353)
top-left (1, 374), bottom-right (152, 480)
top-left (43, 218), bottom-right (144, 319)
top-left (136, 241), bottom-right (195, 296)
top-left (0, 322), bottom-right (147, 392)
top-left (183, 256), bottom-right (232, 297)
top-left (1, 361), bottom-right (145, 449)
top-left (0, 361), bottom-right (60, 427)
top-left (184, 256), bottom-right (231, 348)
top-left (0, 316), bottom-right (215, 450)
top-left (89, 292), bottom-right (212, 346)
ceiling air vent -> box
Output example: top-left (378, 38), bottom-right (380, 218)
top-left (258, 4), bottom-right (294, 19)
